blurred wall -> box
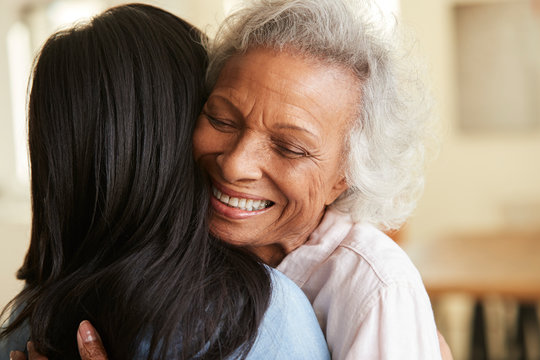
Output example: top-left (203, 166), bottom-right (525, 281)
top-left (0, 0), bottom-right (30, 316)
top-left (401, 0), bottom-right (540, 244)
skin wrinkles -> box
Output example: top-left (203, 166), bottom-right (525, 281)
top-left (193, 47), bottom-right (360, 266)
top-left (273, 123), bottom-right (318, 142)
top-left (209, 89), bottom-right (321, 147)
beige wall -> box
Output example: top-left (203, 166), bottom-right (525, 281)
top-left (401, 0), bottom-right (540, 244)
top-left (0, 0), bottom-right (29, 313)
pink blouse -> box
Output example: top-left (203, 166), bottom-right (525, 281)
top-left (277, 208), bottom-right (442, 360)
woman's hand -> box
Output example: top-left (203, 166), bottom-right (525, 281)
top-left (10, 322), bottom-right (453, 360)
top-left (9, 342), bottom-right (46, 360)
top-left (75, 321), bottom-right (108, 360)
top-left (9, 321), bottom-right (108, 360)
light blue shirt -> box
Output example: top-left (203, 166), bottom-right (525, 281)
top-left (0, 269), bottom-right (330, 359)
top-left (246, 269), bottom-right (330, 359)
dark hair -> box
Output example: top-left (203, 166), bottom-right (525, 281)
top-left (0, 4), bottom-right (271, 359)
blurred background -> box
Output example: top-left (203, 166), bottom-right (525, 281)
top-left (0, 0), bottom-right (538, 358)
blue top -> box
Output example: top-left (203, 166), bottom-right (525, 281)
top-left (0, 269), bottom-right (330, 359)
top-left (245, 269), bottom-right (330, 359)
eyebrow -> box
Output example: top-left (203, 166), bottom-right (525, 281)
top-left (209, 93), bottom-right (320, 141)
top-left (206, 94), bottom-right (238, 110)
top-left (274, 123), bottom-right (319, 140)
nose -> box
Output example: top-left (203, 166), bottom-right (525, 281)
top-left (216, 131), bottom-right (264, 184)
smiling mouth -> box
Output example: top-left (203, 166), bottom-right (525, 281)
top-left (212, 186), bottom-right (274, 211)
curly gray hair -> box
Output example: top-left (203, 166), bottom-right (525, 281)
top-left (206, 0), bottom-right (433, 230)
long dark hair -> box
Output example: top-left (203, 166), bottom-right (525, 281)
top-left (0, 4), bottom-right (271, 359)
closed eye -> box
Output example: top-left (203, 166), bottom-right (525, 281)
top-left (274, 142), bottom-right (310, 158)
top-left (204, 113), bottom-right (236, 132)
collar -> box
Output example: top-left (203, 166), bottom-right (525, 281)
top-left (276, 206), bottom-right (354, 287)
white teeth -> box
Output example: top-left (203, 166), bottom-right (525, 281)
top-left (212, 186), bottom-right (272, 211)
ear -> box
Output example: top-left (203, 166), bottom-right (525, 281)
top-left (324, 176), bottom-right (349, 206)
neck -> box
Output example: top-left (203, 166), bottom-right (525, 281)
top-left (245, 244), bottom-right (287, 267)
top-left (247, 209), bottom-right (328, 267)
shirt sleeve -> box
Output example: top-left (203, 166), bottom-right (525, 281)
top-left (306, 245), bottom-right (442, 360)
top-left (340, 283), bottom-right (443, 360)
top-left (0, 309), bottom-right (30, 358)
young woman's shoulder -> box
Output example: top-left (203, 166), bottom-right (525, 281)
top-left (0, 307), bottom-right (29, 358)
top-left (0, 271), bottom-right (331, 360)
top-left (245, 268), bottom-right (330, 360)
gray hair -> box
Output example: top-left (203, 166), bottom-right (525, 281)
top-left (206, 0), bottom-right (434, 230)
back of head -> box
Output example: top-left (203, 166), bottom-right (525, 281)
top-left (1, 4), bottom-right (270, 359)
top-left (26, 2), bottom-right (207, 287)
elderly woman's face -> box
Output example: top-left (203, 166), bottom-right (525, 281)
top-left (193, 48), bottom-right (358, 265)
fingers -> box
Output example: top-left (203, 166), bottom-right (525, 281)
top-left (11, 321), bottom-right (108, 360)
top-left (26, 342), bottom-right (48, 360)
top-left (9, 350), bottom-right (26, 360)
top-left (77, 320), bottom-right (108, 360)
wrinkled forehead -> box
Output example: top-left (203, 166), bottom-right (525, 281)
top-left (213, 47), bottom-right (362, 121)
top-left (209, 45), bottom-right (362, 98)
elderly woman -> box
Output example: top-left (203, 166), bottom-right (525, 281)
top-left (192, 0), bottom-right (442, 358)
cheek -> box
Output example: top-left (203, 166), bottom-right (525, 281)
top-left (283, 156), bottom-right (345, 212)
top-left (192, 121), bottom-right (228, 160)
top-left (272, 170), bottom-right (329, 247)
top-left (278, 162), bottom-right (330, 213)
